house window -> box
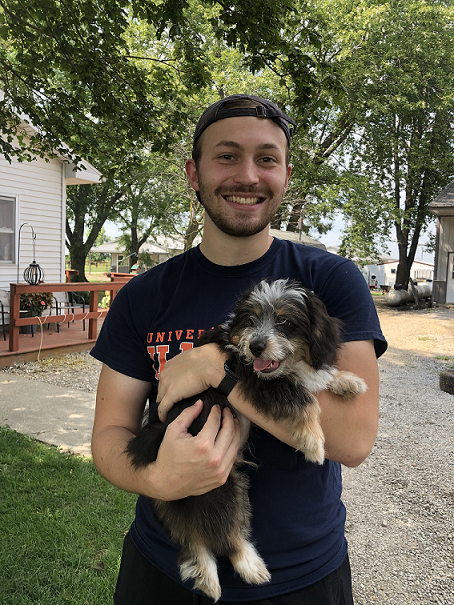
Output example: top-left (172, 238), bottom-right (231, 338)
top-left (391, 268), bottom-right (396, 274)
top-left (0, 195), bottom-right (16, 262)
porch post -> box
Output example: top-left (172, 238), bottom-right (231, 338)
top-left (8, 283), bottom-right (20, 352)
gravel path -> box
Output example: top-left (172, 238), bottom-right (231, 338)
top-left (1, 298), bottom-right (453, 604)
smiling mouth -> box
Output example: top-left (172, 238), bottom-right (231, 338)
top-left (224, 195), bottom-right (264, 205)
top-left (253, 359), bottom-right (281, 373)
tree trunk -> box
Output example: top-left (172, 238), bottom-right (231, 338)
top-left (68, 241), bottom-right (89, 283)
top-left (66, 181), bottom-right (127, 281)
top-left (184, 197), bottom-right (203, 251)
top-left (286, 201), bottom-right (302, 232)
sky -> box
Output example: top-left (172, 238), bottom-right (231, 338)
top-left (315, 213), bottom-right (436, 265)
top-left (105, 214), bottom-right (436, 266)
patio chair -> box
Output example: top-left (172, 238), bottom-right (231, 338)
top-left (53, 291), bottom-right (87, 332)
top-left (0, 289), bottom-right (9, 341)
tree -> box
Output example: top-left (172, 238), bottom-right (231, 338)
top-left (1, 0), bottom-right (342, 277)
top-left (0, 0), bottom-right (334, 165)
top-left (115, 147), bottom-right (203, 265)
top-left (335, 0), bottom-right (454, 287)
top-left (91, 227), bottom-right (112, 262)
top-left (66, 175), bottom-right (131, 280)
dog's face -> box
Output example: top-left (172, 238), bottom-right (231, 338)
top-left (223, 279), bottom-right (342, 377)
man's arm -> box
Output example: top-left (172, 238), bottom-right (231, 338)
top-left (91, 364), bottom-right (242, 501)
top-left (157, 340), bottom-right (380, 468)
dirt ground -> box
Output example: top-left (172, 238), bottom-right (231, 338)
top-left (373, 295), bottom-right (454, 361)
top-left (344, 296), bottom-right (454, 605)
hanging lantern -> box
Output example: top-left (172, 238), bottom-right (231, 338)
top-left (24, 261), bottom-right (45, 285)
top-left (18, 224), bottom-right (45, 285)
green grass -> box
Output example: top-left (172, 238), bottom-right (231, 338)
top-left (436, 355), bottom-right (454, 368)
top-left (0, 427), bottom-right (137, 605)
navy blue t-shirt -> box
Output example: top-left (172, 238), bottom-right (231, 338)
top-left (91, 238), bottom-right (387, 601)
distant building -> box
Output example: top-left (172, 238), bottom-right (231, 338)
top-left (361, 259), bottom-right (434, 289)
top-left (429, 181), bottom-right (454, 304)
top-left (89, 237), bottom-right (174, 271)
top-left (269, 229), bottom-right (326, 249)
top-left (326, 247), bottom-right (434, 288)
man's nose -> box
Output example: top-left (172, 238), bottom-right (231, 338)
top-left (233, 159), bottom-right (259, 185)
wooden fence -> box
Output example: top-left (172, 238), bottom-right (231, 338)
top-left (8, 281), bottom-right (130, 352)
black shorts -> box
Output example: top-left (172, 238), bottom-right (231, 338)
top-left (113, 532), bottom-right (354, 605)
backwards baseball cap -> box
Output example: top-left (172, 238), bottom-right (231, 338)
top-left (193, 94), bottom-right (296, 149)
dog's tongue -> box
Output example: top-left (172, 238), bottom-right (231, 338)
top-left (253, 359), bottom-right (280, 373)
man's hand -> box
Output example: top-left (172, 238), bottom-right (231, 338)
top-left (150, 399), bottom-right (241, 500)
top-left (157, 343), bottom-right (227, 422)
top-left (91, 365), bottom-right (241, 501)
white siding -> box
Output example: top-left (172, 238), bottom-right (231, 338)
top-left (436, 216), bottom-right (454, 279)
top-left (0, 149), bottom-right (64, 291)
top-left (362, 261), bottom-right (434, 287)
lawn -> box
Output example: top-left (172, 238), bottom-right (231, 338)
top-left (0, 427), bottom-right (137, 605)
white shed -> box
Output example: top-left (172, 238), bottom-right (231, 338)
top-left (429, 181), bottom-right (454, 304)
top-left (361, 259), bottom-right (434, 289)
top-left (0, 120), bottom-right (102, 292)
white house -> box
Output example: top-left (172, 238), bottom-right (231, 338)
top-left (326, 247), bottom-right (434, 288)
top-left (361, 259), bottom-right (434, 289)
top-left (89, 237), bottom-right (171, 271)
top-left (0, 119), bottom-right (103, 292)
top-left (429, 181), bottom-right (454, 304)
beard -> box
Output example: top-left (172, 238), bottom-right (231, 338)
top-left (197, 180), bottom-right (284, 238)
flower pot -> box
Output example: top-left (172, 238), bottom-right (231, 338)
top-left (20, 323), bottom-right (37, 335)
top-left (19, 310), bottom-right (38, 334)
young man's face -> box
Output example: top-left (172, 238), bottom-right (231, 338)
top-left (186, 116), bottom-right (292, 238)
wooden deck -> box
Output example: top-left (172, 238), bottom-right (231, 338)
top-left (0, 316), bottom-right (105, 367)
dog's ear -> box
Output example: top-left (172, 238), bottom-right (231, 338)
top-left (305, 292), bottom-right (342, 370)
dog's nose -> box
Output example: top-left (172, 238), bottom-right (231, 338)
top-left (249, 339), bottom-right (267, 357)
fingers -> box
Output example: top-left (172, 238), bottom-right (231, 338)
top-left (156, 344), bottom-right (227, 422)
top-left (217, 408), bottom-right (242, 465)
top-left (199, 406), bottom-right (241, 474)
top-left (154, 404), bottom-right (237, 499)
top-left (166, 400), bottom-right (203, 437)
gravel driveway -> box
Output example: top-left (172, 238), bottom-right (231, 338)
top-left (1, 297), bottom-right (453, 604)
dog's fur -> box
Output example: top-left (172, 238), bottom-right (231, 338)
top-left (125, 279), bottom-right (367, 601)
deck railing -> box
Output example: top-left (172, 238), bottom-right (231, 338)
top-left (8, 281), bottom-right (130, 352)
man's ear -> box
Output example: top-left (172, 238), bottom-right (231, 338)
top-left (185, 159), bottom-right (200, 192)
top-left (284, 164), bottom-right (292, 193)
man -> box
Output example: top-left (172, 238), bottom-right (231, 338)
top-left (91, 94), bottom-right (387, 604)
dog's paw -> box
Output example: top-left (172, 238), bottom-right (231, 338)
top-left (328, 371), bottom-right (367, 401)
top-left (193, 575), bottom-right (222, 603)
top-left (294, 433), bottom-right (325, 465)
top-left (231, 540), bottom-right (271, 586)
top-left (180, 549), bottom-right (221, 602)
top-left (292, 422), bottom-right (325, 465)
top-left (289, 404), bottom-right (325, 465)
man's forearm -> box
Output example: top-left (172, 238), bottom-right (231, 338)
top-left (92, 399), bottom-right (242, 502)
top-left (226, 340), bottom-right (379, 467)
top-left (92, 425), bottom-right (160, 497)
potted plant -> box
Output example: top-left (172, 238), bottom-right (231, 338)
top-left (19, 292), bottom-right (54, 333)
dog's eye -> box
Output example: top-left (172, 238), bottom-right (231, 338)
top-left (277, 318), bottom-right (294, 329)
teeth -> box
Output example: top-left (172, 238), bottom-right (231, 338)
top-left (226, 196), bottom-right (260, 205)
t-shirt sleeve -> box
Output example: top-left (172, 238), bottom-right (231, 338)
top-left (90, 282), bottom-right (156, 382)
top-left (314, 257), bottom-right (387, 358)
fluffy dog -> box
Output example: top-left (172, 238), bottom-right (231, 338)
top-left (126, 279), bottom-right (367, 601)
